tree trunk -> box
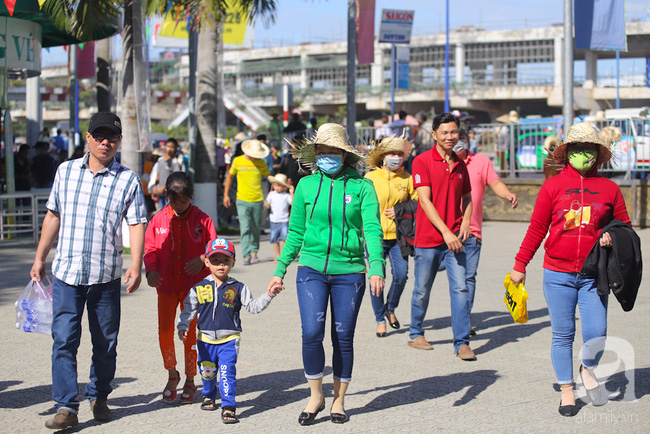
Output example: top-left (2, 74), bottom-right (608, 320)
top-left (96, 38), bottom-right (111, 112)
top-left (192, 21), bottom-right (220, 223)
top-left (195, 23), bottom-right (219, 184)
top-left (120, 0), bottom-right (140, 174)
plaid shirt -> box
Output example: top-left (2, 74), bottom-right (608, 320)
top-left (47, 153), bottom-right (148, 285)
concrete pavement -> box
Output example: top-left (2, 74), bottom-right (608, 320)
top-left (0, 221), bottom-right (648, 433)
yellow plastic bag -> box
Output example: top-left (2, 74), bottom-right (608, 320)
top-left (503, 273), bottom-right (529, 324)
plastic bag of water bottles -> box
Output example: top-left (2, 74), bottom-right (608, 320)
top-left (15, 276), bottom-right (53, 335)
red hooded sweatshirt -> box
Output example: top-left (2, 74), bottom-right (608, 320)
top-left (514, 164), bottom-right (630, 274)
top-left (144, 205), bottom-right (218, 295)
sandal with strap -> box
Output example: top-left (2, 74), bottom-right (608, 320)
top-left (162, 376), bottom-right (181, 404)
top-left (221, 406), bottom-right (239, 424)
top-left (201, 398), bottom-right (219, 411)
top-left (250, 255), bottom-right (261, 264)
top-left (242, 258), bottom-right (251, 266)
top-left (179, 382), bottom-right (197, 404)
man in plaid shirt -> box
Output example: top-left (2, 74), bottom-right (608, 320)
top-left (30, 112), bottom-right (148, 430)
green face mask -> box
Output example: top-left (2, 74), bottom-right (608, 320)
top-left (568, 148), bottom-right (598, 171)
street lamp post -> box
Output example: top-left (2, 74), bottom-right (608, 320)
top-left (444, 0), bottom-right (450, 113)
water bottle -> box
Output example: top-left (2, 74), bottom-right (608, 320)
top-left (20, 299), bottom-right (51, 313)
top-left (26, 309), bottom-right (53, 323)
top-left (16, 320), bottom-right (51, 334)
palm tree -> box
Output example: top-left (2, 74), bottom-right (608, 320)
top-left (44, 0), bottom-right (277, 182)
top-left (150, 1), bottom-right (277, 185)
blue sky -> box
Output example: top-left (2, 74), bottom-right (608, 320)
top-left (42, 0), bottom-right (650, 68)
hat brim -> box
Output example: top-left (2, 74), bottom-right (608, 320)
top-left (242, 142), bottom-right (270, 159)
top-left (206, 250), bottom-right (235, 259)
top-left (267, 175), bottom-right (289, 188)
top-left (89, 124), bottom-right (121, 135)
top-left (290, 136), bottom-right (365, 169)
top-left (366, 137), bottom-right (410, 168)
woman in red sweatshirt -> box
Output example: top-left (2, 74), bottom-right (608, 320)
top-left (510, 122), bottom-right (630, 417)
top-left (144, 172), bottom-right (218, 404)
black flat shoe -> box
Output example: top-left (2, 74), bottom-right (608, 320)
top-left (298, 399), bottom-right (325, 426)
top-left (558, 399), bottom-right (578, 417)
top-left (579, 365), bottom-right (604, 405)
top-left (330, 412), bottom-right (349, 424)
top-left (376, 331), bottom-right (387, 337)
top-left (384, 308), bottom-right (400, 329)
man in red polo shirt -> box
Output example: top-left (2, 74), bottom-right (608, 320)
top-left (408, 112), bottom-right (475, 360)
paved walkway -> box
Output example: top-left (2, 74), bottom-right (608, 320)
top-left (0, 221), bottom-right (648, 433)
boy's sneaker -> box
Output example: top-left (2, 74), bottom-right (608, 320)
top-left (90, 399), bottom-right (112, 421)
top-left (45, 409), bottom-right (78, 429)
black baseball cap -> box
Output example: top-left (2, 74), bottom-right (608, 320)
top-left (89, 112), bottom-right (122, 135)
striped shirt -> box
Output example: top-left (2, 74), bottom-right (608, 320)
top-left (47, 153), bottom-right (148, 285)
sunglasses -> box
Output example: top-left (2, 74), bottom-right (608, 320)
top-left (92, 133), bottom-right (121, 143)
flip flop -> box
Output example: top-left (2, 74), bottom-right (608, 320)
top-left (221, 406), bottom-right (239, 424)
top-left (162, 376), bottom-right (180, 403)
top-left (242, 258), bottom-right (251, 266)
top-left (201, 398), bottom-right (219, 411)
top-left (179, 383), bottom-right (197, 404)
top-left (250, 256), bottom-right (261, 264)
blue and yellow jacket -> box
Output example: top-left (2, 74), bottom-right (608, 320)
top-left (177, 275), bottom-right (273, 343)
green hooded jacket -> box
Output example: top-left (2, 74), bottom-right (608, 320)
top-left (274, 166), bottom-right (385, 278)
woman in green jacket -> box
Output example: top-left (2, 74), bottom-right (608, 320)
top-left (267, 123), bottom-right (385, 425)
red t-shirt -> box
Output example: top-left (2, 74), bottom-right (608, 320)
top-left (412, 147), bottom-right (471, 248)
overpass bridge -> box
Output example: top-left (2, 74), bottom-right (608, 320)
top-left (222, 22), bottom-right (650, 120)
top-left (8, 22), bottom-right (650, 129)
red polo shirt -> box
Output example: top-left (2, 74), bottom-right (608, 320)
top-left (412, 147), bottom-right (471, 248)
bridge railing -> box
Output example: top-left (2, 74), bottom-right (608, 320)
top-left (470, 117), bottom-right (650, 179)
top-left (0, 193), bottom-right (50, 246)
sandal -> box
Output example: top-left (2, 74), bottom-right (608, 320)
top-left (221, 406), bottom-right (239, 424)
top-left (201, 398), bottom-right (219, 411)
top-left (242, 258), bottom-right (251, 266)
top-left (162, 375), bottom-right (181, 403)
top-left (250, 255), bottom-right (260, 264)
top-left (178, 382), bottom-right (197, 404)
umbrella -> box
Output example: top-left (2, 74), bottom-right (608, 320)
top-left (0, 0), bottom-right (119, 48)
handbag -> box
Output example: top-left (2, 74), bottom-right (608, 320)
top-left (15, 276), bottom-right (53, 335)
top-left (503, 273), bottom-right (529, 324)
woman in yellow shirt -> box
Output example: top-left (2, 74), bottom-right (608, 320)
top-left (365, 137), bottom-right (418, 337)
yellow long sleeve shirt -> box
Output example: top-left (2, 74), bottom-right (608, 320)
top-left (365, 167), bottom-right (418, 240)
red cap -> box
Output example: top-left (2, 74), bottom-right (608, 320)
top-left (205, 238), bottom-right (236, 259)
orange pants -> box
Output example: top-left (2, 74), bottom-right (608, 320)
top-left (158, 292), bottom-right (197, 377)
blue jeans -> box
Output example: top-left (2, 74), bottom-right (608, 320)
top-left (410, 245), bottom-right (470, 352)
top-left (463, 236), bottom-right (482, 315)
top-left (51, 278), bottom-right (121, 413)
top-left (296, 266), bottom-right (366, 382)
top-left (370, 239), bottom-right (409, 323)
top-left (543, 269), bottom-right (608, 384)
top-left (197, 339), bottom-right (239, 408)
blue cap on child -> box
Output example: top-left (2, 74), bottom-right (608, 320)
top-left (205, 238), bottom-right (236, 259)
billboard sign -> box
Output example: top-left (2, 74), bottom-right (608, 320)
top-left (378, 9), bottom-right (414, 44)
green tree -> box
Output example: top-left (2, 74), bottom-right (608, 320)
top-left (44, 0), bottom-right (277, 182)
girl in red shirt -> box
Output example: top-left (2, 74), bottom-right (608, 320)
top-left (510, 123), bottom-right (630, 417)
top-left (144, 172), bottom-right (218, 404)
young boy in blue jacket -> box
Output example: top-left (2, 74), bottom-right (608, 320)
top-left (178, 237), bottom-right (280, 423)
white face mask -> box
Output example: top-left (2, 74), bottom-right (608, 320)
top-left (384, 156), bottom-right (403, 171)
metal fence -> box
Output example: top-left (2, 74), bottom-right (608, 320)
top-left (0, 193), bottom-right (49, 246)
top-left (469, 117), bottom-right (650, 179)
